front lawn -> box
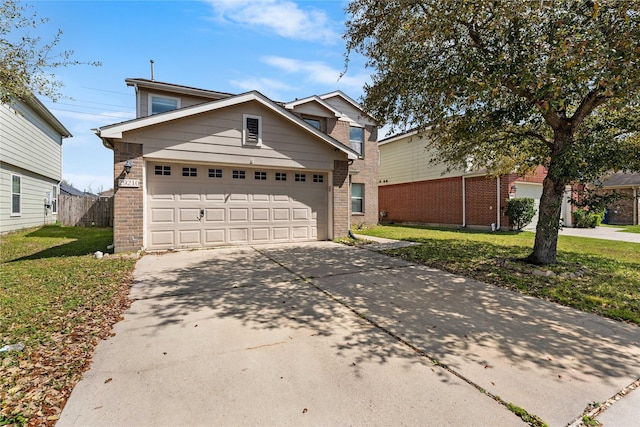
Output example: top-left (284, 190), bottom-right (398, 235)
top-left (601, 224), bottom-right (640, 234)
top-left (0, 225), bottom-right (138, 426)
top-left (356, 225), bottom-right (640, 325)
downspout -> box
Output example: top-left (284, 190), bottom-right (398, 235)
top-left (496, 176), bottom-right (501, 230)
top-left (462, 176), bottom-right (466, 227)
top-left (635, 187), bottom-right (639, 226)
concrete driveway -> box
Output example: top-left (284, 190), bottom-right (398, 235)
top-left (58, 242), bottom-right (640, 426)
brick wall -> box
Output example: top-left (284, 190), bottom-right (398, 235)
top-left (606, 188), bottom-right (637, 225)
top-left (379, 175), bottom-right (511, 228)
top-left (333, 160), bottom-right (350, 238)
top-left (350, 124), bottom-right (379, 227)
top-left (113, 142), bottom-right (144, 253)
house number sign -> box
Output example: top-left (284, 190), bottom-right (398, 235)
top-left (118, 179), bottom-right (140, 188)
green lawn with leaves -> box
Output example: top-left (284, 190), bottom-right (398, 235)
top-left (0, 225), bottom-right (137, 426)
top-left (356, 225), bottom-right (640, 325)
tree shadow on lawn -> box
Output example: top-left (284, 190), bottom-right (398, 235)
top-left (6, 226), bottom-right (114, 262)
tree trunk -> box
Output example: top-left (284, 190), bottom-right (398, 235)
top-left (527, 129), bottom-right (571, 265)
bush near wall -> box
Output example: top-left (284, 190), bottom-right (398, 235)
top-left (572, 209), bottom-right (605, 228)
top-left (505, 198), bottom-right (536, 231)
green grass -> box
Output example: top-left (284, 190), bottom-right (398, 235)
top-left (0, 225), bottom-right (138, 425)
top-left (356, 225), bottom-right (640, 325)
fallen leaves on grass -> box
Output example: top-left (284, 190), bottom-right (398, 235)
top-left (0, 268), bottom-right (134, 427)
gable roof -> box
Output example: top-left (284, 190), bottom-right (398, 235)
top-left (22, 94), bottom-right (72, 138)
top-left (125, 78), bottom-right (233, 101)
top-left (319, 90), bottom-right (376, 122)
top-left (284, 95), bottom-right (343, 118)
top-left (378, 129), bottom-right (420, 146)
top-left (602, 172), bottom-right (640, 188)
top-left (96, 90), bottom-right (359, 160)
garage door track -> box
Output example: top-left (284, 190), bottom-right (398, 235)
top-left (58, 242), bottom-right (640, 426)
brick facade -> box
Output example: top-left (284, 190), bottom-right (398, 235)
top-left (333, 160), bottom-right (350, 237)
top-left (606, 188), bottom-right (638, 225)
top-left (113, 142), bottom-right (144, 253)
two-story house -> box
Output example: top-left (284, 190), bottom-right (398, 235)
top-left (378, 130), bottom-right (574, 231)
top-left (1, 95), bottom-right (71, 233)
top-left (95, 79), bottom-right (378, 252)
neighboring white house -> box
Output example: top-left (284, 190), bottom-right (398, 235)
top-left (1, 95), bottom-right (71, 233)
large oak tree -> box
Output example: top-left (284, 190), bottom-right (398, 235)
top-left (345, 0), bottom-right (640, 264)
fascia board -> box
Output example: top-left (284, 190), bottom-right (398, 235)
top-left (284, 96), bottom-right (343, 117)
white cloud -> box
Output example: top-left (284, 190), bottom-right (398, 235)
top-left (230, 76), bottom-right (295, 99)
top-left (262, 55), bottom-right (370, 94)
top-left (205, 0), bottom-right (340, 43)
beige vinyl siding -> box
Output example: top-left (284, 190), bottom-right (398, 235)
top-left (125, 102), bottom-right (343, 170)
top-left (0, 163), bottom-right (58, 233)
top-left (290, 103), bottom-right (334, 118)
top-left (379, 135), bottom-right (463, 185)
top-left (0, 103), bottom-right (62, 182)
top-left (322, 96), bottom-right (376, 127)
top-left (137, 88), bottom-right (218, 118)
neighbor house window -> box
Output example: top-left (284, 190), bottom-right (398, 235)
top-left (275, 172), bottom-right (287, 181)
top-left (233, 170), bottom-right (245, 179)
top-left (182, 167), bottom-right (197, 177)
top-left (243, 114), bottom-right (262, 145)
top-left (155, 165), bottom-right (171, 175)
top-left (255, 171), bottom-right (267, 180)
top-left (352, 183), bottom-right (364, 214)
top-left (349, 126), bottom-right (364, 156)
top-left (303, 118), bottom-right (320, 129)
top-left (295, 173), bottom-right (306, 182)
top-left (51, 185), bottom-right (58, 214)
top-left (313, 174), bottom-right (324, 183)
top-left (11, 175), bottom-right (21, 216)
top-left (208, 168), bottom-right (222, 178)
top-left (149, 94), bottom-right (180, 115)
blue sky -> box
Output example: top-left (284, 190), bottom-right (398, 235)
top-left (26, 0), bottom-right (372, 193)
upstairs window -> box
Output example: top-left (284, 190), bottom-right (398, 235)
top-left (11, 175), bottom-right (21, 216)
top-left (349, 126), bottom-right (364, 156)
top-left (243, 114), bottom-right (262, 145)
top-left (303, 118), bottom-right (321, 129)
top-left (149, 95), bottom-right (180, 115)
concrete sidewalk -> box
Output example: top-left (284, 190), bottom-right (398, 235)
top-left (558, 226), bottom-right (640, 243)
top-left (58, 242), bottom-right (640, 426)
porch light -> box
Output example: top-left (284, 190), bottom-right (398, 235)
top-left (124, 160), bottom-right (133, 174)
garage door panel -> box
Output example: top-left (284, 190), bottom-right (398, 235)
top-left (229, 228), bottom-right (249, 243)
top-left (206, 209), bottom-right (225, 222)
top-left (178, 230), bottom-right (201, 244)
top-left (273, 209), bottom-right (290, 221)
top-left (252, 209), bottom-right (270, 221)
top-left (150, 230), bottom-right (174, 246)
top-left (229, 208), bottom-right (249, 222)
top-left (204, 229), bottom-right (225, 244)
top-left (147, 163), bottom-right (328, 249)
top-left (151, 208), bottom-right (174, 223)
top-left (179, 208), bottom-right (202, 223)
top-left (273, 228), bottom-right (290, 240)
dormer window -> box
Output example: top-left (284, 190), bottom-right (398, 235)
top-left (243, 114), bottom-right (262, 146)
top-left (149, 94), bottom-right (180, 115)
top-left (303, 118), bottom-right (321, 129)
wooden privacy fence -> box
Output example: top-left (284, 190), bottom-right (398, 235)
top-left (59, 194), bottom-right (113, 227)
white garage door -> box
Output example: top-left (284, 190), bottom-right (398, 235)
top-left (146, 162), bottom-right (328, 250)
top-left (516, 183), bottom-right (543, 231)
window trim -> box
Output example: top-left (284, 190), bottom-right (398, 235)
top-left (11, 174), bottom-right (21, 216)
top-left (51, 184), bottom-right (58, 214)
top-left (349, 125), bottom-right (364, 157)
top-left (243, 114), bottom-right (262, 146)
top-left (148, 93), bottom-right (181, 116)
top-left (351, 183), bottom-right (364, 214)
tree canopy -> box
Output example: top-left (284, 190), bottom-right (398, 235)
top-left (345, 0), bottom-right (640, 264)
top-left (0, 0), bottom-right (100, 104)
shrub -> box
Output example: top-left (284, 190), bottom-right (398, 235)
top-left (505, 198), bottom-right (536, 231)
top-left (572, 209), bottom-right (604, 228)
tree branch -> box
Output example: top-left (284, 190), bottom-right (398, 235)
top-left (571, 89), bottom-right (610, 129)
